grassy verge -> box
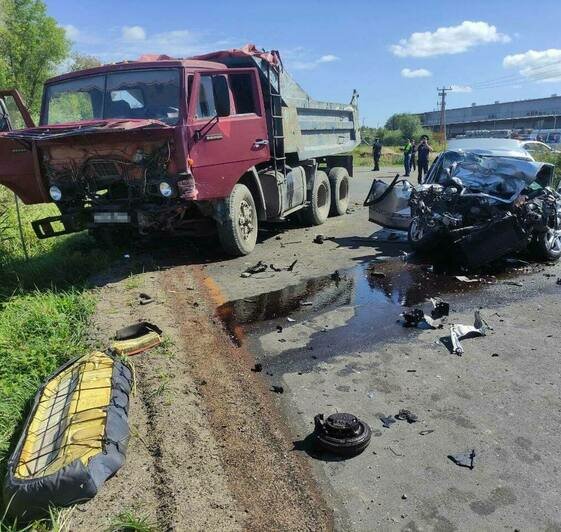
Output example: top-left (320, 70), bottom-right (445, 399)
top-left (352, 143), bottom-right (442, 168)
top-left (0, 187), bottom-right (118, 529)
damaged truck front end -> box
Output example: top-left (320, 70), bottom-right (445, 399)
top-left (0, 66), bottom-right (202, 240)
top-left (367, 151), bottom-right (561, 268)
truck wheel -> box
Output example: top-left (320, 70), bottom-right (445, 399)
top-left (217, 183), bottom-right (258, 256)
top-left (302, 170), bottom-right (331, 226)
top-left (328, 167), bottom-right (350, 216)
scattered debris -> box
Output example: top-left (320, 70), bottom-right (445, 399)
top-left (503, 280), bottom-right (523, 287)
top-left (367, 391), bottom-right (375, 399)
top-left (449, 310), bottom-right (490, 356)
top-left (271, 385), bottom-right (284, 394)
top-left (369, 271), bottom-right (386, 279)
top-left (287, 317), bottom-right (296, 322)
top-left (138, 292), bottom-right (154, 305)
top-left (313, 413), bottom-right (371, 457)
top-left (448, 449), bottom-right (476, 469)
top-left (331, 270), bottom-right (341, 282)
top-left (251, 363), bottom-right (263, 372)
top-left (241, 260), bottom-right (268, 277)
top-left (111, 321), bottom-right (163, 356)
top-left (401, 308), bottom-right (425, 328)
top-left (313, 234), bottom-right (325, 244)
top-left (491, 353), bottom-right (499, 357)
top-left (395, 409), bottom-right (418, 424)
top-left (380, 415), bottom-right (396, 429)
top-left (557, 278), bottom-right (561, 285)
top-left (300, 301), bottom-right (313, 306)
top-left (430, 298), bottom-right (450, 319)
top-left (280, 240), bottom-right (303, 247)
top-left (419, 429), bottom-right (435, 436)
top-left (401, 494), bottom-right (408, 500)
top-left (456, 275), bottom-right (480, 283)
top-left (388, 447), bottom-right (404, 457)
top-left (276, 325), bottom-right (283, 333)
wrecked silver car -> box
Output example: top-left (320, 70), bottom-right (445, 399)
top-left (366, 148), bottom-right (561, 268)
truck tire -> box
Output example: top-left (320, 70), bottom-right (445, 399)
top-left (217, 183), bottom-right (258, 256)
top-left (302, 170), bottom-right (331, 226)
top-left (328, 167), bottom-right (350, 216)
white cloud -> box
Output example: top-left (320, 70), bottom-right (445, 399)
top-left (122, 25), bottom-right (146, 42)
top-left (401, 67), bottom-right (432, 78)
top-left (450, 84), bottom-right (473, 93)
top-left (291, 54), bottom-right (340, 70)
top-left (318, 54), bottom-right (339, 63)
top-left (64, 24), bottom-right (80, 41)
top-left (390, 20), bottom-right (510, 58)
top-left (503, 48), bottom-right (561, 82)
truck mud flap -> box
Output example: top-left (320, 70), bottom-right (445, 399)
top-left (31, 214), bottom-right (85, 239)
top-left (364, 175), bottom-right (413, 230)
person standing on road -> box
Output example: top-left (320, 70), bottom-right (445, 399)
top-left (372, 138), bottom-right (382, 171)
top-left (410, 140), bottom-right (417, 172)
top-left (402, 138), bottom-right (412, 176)
top-left (417, 137), bottom-right (432, 183)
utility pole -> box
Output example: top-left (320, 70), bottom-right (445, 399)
top-left (437, 87), bottom-right (452, 144)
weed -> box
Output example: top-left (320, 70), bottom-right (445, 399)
top-left (108, 509), bottom-right (157, 532)
top-left (124, 274), bottom-right (142, 290)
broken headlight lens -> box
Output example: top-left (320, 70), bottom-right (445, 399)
top-left (49, 185), bottom-right (62, 202)
top-left (159, 181), bottom-right (173, 198)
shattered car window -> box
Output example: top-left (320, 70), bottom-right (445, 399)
top-left (449, 152), bottom-right (544, 202)
top-left (43, 69), bottom-right (180, 125)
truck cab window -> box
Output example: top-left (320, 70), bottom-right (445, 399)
top-left (196, 76), bottom-right (217, 119)
top-left (229, 73), bottom-right (256, 115)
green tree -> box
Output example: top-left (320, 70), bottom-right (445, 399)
top-left (384, 113), bottom-right (424, 140)
top-left (0, 0), bottom-right (70, 117)
top-left (69, 52), bottom-right (101, 72)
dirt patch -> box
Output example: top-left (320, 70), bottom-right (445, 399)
top-left (69, 260), bottom-right (331, 531)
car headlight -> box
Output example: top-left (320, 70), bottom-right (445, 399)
top-left (49, 185), bottom-right (62, 201)
top-left (159, 181), bottom-right (173, 198)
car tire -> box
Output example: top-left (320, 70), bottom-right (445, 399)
top-left (302, 170), bottom-right (331, 226)
top-left (529, 228), bottom-right (561, 261)
top-left (407, 217), bottom-right (438, 252)
top-left (328, 167), bottom-right (350, 216)
top-left (217, 183), bottom-right (258, 256)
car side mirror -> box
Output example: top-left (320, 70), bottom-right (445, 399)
top-left (212, 75), bottom-right (230, 117)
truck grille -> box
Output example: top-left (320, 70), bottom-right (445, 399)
top-left (89, 160), bottom-right (122, 179)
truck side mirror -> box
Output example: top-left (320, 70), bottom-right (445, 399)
top-left (212, 75), bottom-right (230, 117)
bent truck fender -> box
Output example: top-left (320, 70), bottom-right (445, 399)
top-left (239, 167), bottom-right (267, 221)
top-left (365, 176), bottom-right (413, 230)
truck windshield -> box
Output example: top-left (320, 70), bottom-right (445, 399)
top-left (43, 69), bottom-right (180, 125)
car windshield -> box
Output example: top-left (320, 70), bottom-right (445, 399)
top-left (42, 69), bottom-right (180, 125)
top-left (450, 152), bottom-right (544, 201)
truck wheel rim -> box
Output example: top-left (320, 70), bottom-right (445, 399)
top-left (238, 200), bottom-right (255, 240)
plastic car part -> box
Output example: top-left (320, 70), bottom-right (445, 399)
top-left (111, 321), bottom-right (163, 356)
top-left (313, 413), bottom-right (371, 457)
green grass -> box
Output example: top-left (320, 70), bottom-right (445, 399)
top-left (352, 143), bottom-right (443, 168)
top-left (108, 509), bottom-right (157, 532)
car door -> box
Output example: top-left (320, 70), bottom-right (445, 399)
top-left (0, 90), bottom-right (47, 204)
top-left (186, 69), bottom-right (270, 200)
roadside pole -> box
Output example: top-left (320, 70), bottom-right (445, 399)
top-left (438, 86), bottom-right (452, 147)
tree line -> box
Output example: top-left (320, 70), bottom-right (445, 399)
top-left (0, 0), bottom-right (100, 119)
top-left (361, 113), bottom-right (436, 146)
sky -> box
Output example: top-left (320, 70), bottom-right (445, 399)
top-left (45, 0), bottom-right (561, 127)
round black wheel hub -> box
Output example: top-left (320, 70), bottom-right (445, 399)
top-left (313, 413), bottom-right (372, 457)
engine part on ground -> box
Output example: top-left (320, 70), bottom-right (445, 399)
top-left (402, 308), bottom-right (425, 327)
top-left (111, 321), bottom-right (163, 356)
top-left (448, 449), bottom-right (476, 469)
top-left (395, 409), bottom-right (418, 423)
top-left (3, 352), bottom-right (132, 520)
top-left (313, 413), bottom-right (371, 456)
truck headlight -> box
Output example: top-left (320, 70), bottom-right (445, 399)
top-left (159, 181), bottom-right (173, 198)
top-left (49, 185), bottom-right (62, 201)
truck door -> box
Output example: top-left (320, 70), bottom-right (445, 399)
top-left (187, 69), bottom-right (270, 200)
top-left (0, 90), bottom-right (46, 204)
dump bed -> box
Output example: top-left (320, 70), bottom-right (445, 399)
top-left (192, 46), bottom-right (360, 160)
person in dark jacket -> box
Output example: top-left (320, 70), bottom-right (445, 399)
top-left (372, 138), bottom-right (382, 171)
top-left (417, 137), bottom-right (432, 183)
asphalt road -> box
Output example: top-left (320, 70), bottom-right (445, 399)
top-left (205, 166), bottom-right (561, 531)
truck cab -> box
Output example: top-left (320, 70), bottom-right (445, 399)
top-left (0, 46), bottom-right (359, 255)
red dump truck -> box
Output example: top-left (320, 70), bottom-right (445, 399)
top-left (0, 45), bottom-right (359, 255)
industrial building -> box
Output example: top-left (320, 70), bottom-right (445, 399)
top-left (419, 94), bottom-right (561, 138)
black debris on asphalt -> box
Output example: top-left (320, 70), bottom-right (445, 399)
top-left (430, 298), bottom-right (450, 319)
top-left (251, 363), bottom-right (263, 372)
top-left (241, 261), bottom-right (268, 277)
top-left (276, 325), bottom-right (283, 333)
top-left (402, 309), bottom-right (425, 328)
top-left (380, 415), bottom-right (396, 429)
top-left (313, 234), bottom-right (326, 244)
top-left (313, 413), bottom-right (372, 457)
top-left (395, 409), bottom-right (418, 424)
top-left (271, 385), bottom-right (284, 394)
top-left (138, 293), bottom-right (154, 305)
top-left (448, 449), bottom-right (476, 469)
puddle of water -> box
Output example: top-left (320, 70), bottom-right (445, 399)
top-left (215, 258), bottom-right (502, 346)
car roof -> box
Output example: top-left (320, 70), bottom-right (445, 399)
top-left (446, 138), bottom-right (533, 160)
